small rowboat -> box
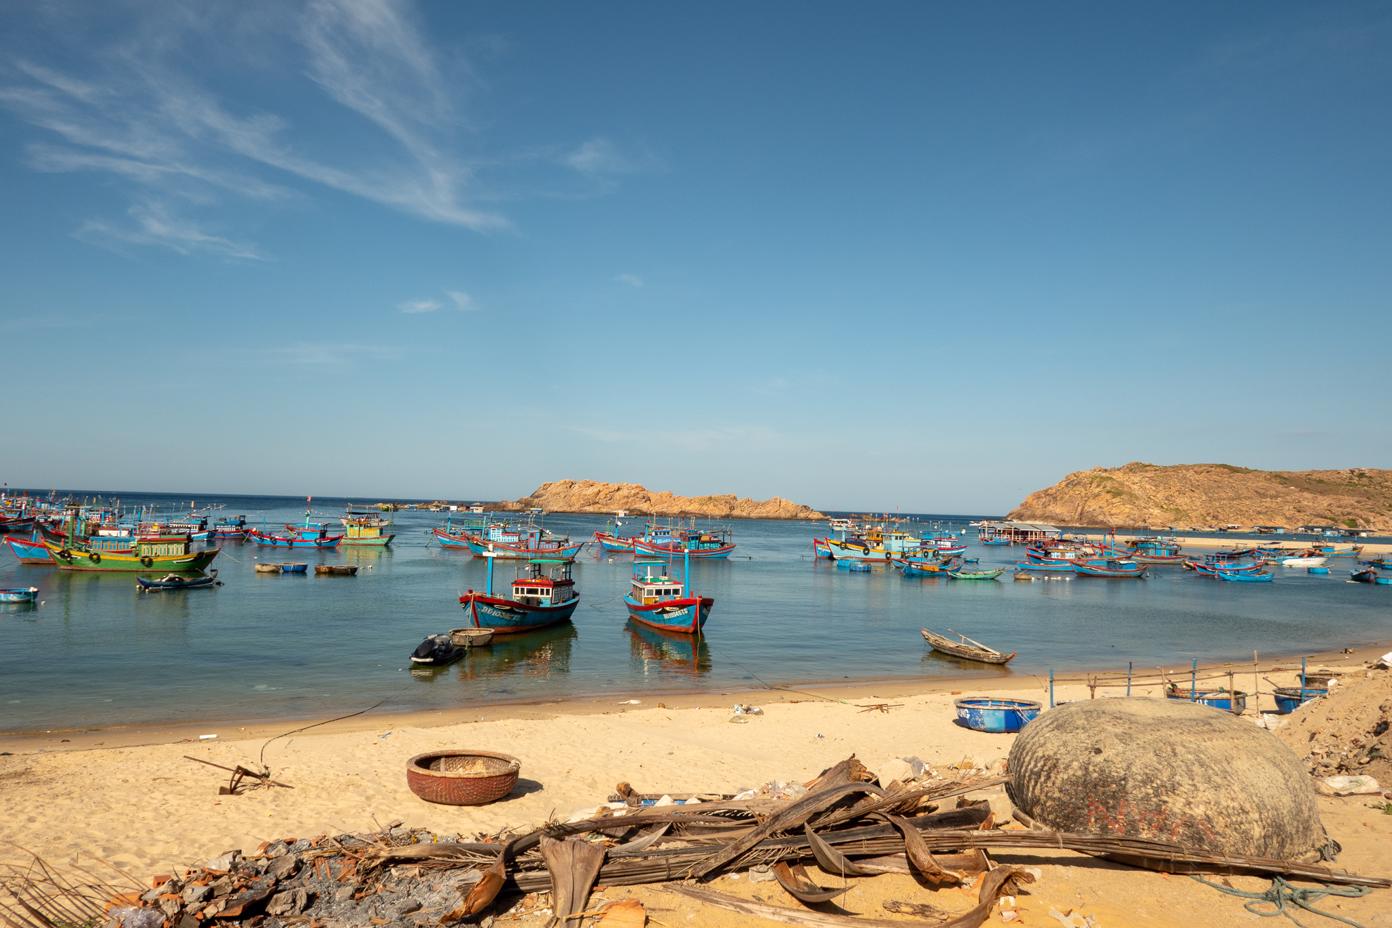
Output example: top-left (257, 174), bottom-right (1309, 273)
top-left (1350, 568), bottom-right (1379, 584)
top-left (947, 567), bottom-right (1005, 580)
top-left (1072, 558), bottom-right (1147, 578)
top-left (449, 627), bottom-right (495, 648)
top-left (256, 562), bottom-right (308, 574)
top-left (1280, 556), bottom-right (1327, 568)
top-left (1166, 686), bottom-right (1247, 713)
top-left (954, 697), bottom-right (1039, 733)
top-left (315, 564), bottom-right (359, 576)
top-left (1215, 568), bottom-right (1273, 583)
top-left (1273, 686), bottom-right (1327, 714)
top-left (920, 628), bottom-right (1015, 664)
top-left (0, 586), bottom-right (39, 604)
top-left (137, 570), bottom-right (220, 592)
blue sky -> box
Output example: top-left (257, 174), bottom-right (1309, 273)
top-left (2, 1), bottom-right (1389, 512)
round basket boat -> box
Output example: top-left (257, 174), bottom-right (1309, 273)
top-left (406, 750), bottom-right (520, 805)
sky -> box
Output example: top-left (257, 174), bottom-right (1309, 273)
top-left (1, 1), bottom-right (1390, 513)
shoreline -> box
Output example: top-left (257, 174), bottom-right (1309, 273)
top-left (5, 640), bottom-right (1384, 755)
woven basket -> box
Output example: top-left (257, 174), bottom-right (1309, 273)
top-left (406, 750), bottom-right (520, 805)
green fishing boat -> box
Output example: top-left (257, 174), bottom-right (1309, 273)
top-left (340, 513), bottom-right (395, 547)
top-left (43, 536), bottom-right (219, 573)
top-left (947, 567), bottom-right (1005, 580)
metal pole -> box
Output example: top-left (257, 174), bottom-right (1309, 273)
top-left (1127, 661), bottom-right (1133, 696)
top-left (485, 550), bottom-right (495, 596)
top-left (1190, 658), bottom-right (1198, 701)
top-left (1301, 655), bottom-right (1308, 692)
top-left (1049, 669), bottom-right (1055, 708)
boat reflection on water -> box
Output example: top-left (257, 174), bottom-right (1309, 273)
top-left (627, 621), bottom-right (712, 676)
top-left (410, 624), bottom-right (577, 683)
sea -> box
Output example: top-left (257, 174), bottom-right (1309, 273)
top-left (2, 491), bottom-right (1390, 734)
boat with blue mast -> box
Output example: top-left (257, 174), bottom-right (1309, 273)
top-left (458, 554), bottom-right (580, 633)
top-left (624, 549), bottom-right (713, 635)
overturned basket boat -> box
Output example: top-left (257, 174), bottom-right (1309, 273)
top-left (406, 750), bottom-right (520, 805)
top-left (315, 564), bottom-right (359, 576)
top-left (921, 627), bottom-right (1016, 664)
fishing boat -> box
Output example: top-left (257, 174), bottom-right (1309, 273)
top-left (458, 556), bottom-right (580, 634)
top-left (631, 525), bottom-right (735, 559)
top-left (1349, 568), bottom-right (1380, 584)
top-left (0, 586), bottom-right (39, 604)
top-left (1215, 568), bottom-right (1274, 583)
top-left (1280, 556), bottom-right (1327, 568)
top-left (920, 628), bottom-right (1015, 664)
top-left (246, 528), bottom-right (343, 549)
top-left (212, 516), bottom-right (248, 539)
top-left (1072, 558), bottom-right (1147, 578)
top-left (822, 525), bottom-right (924, 561)
top-left (624, 554), bottom-right (713, 635)
top-left (896, 554), bottom-right (961, 577)
top-left (0, 516), bottom-right (36, 534)
top-left (4, 535), bottom-right (53, 565)
top-left (593, 530), bottom-right (638, 552)
top-left (436, 520), bottom-right (585, 560)
top-left (947, 567), bottom-right (1005, 580)
top-left (1165, 686), bottom-right (1247, 713)
top-left (340, 513), bottom-right (395, 547)
top-left (256, 562), bottom-right (308, 574)
top-left (1185, 554), bottom-right (1264, 575)
top-left (1131, 537), bottom-right (1185, 565)
top-left (1360, 557), bottom-right (1392, 570)
top-left (137, 570), bottom-right (220, 592)
top-left (410, 634), bottom-right (464, 667)
top-left (42, 534), bottom-right (218, 573)
top-left (314, 564), bottom-right (359, 576)
top-left (1314, 543), bottom-right (1363, 559)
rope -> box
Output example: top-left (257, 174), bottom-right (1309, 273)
top-left (1190, 874), bottom-right (1371, 928)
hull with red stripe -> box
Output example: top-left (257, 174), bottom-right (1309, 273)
top-left (4, 536), bottom-right (53, 565)
top-left (458, 592), bottom-right (579, 633)
top-left (631, 538), bottom-right (734, 559)
top-left (624, 595), bottom-right (714, 634)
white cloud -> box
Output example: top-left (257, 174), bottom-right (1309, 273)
top-left (562, 137), bottom-right (656, 176)
top-left (613, 272), bottom-right (643, 288)
top-left (398, 298), bottom-right (442, 314)
top-left (75, 201), bottom-right (265, 261)
top-left (446, 290), bottom-right (476, 311)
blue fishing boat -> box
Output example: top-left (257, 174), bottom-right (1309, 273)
top-left (1131, 537), bottom-right (1185, 565)
top-left (1015, 559), bottom-right (1075, 573)
top-left (631, 524), bottom-right (735, 559)
top-left (246, 528), bottom-right (342, 549)
top-left (212, 515), bottom-right (248, 539)
top-left (623, 555), bottom-right (713, 635)
top-left (1273, 686), bottom-right (1327, 714)
top-left (459, 556), bottom-right (580, 634)
top-left (979, 535), bottom-right (1011, 546)
top-left (954, 697), bottom-right (1040, 733)
top-left (1073, 558), bottom-right (1147, 578)
top-left (837, 559), bottom-right (873, 572)
top-left (0, 586), bottom-right (39, 604)
top-left (4, 534), bottom-right (53, 565)
top-left (898, 555), bottom-right (961, 577)
top-left (1349, 568), bottom-right (1380, 584)
top-left (1215, 568), bottom-right (1273, 583)
top-left (1166, 687), bottom-right (1248, 712)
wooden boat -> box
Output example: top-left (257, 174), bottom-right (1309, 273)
top-left (1131, 537), bottom-right (1184, 564)
top-left (920, 628), bottom-right (1015, 664)
top-left (624, 556), bottom-right (713, 635)
top-left (1280, 556), bottom-right (1327, 568)
top-left (1360, 557), bottom-right (1392, 570)
top-left (340, 513), bottom-right (395, 547)
top-left (1215, 568), bottom-right (1273, 583)
top-left (1072, 558), bottom-right (1147, 578)
top-left (4, 535), bottom-right (54, 565)
top-left (410, 634), bottom-right (464, 667)
top-left (314, 564), bottom-right (359, 576)
top-left (1015, 559), bottom-right (1075, 573)
top-left (1349, 568), bottom-right (1379, 584)
top-left (137, 570), bottom-right (220, 592)
top-left (246, 528), bottom-right (342, 549)
top-left (1273, 685), bottom-right (1327, 714)
top-left (0, 586), bottom-right (39, 604)
top-left (630, 525), bottom-right (735, 559)
top-left (896, 556), bottom-right (960, 577)
top-left (593, 530), bottom-right (638, 553)
top-left (42, 538), bottom-right (218, 573)
top-left (947, 567), bottom-right (1005, 580)
top-left (459, 556), bottom-right (580, 634)
top-left (448, 627), bottom-right (495, 648)
top-left (256, 562), bottom-right (308, 574)
top-left (1166, 686), bottom-right (1247, 713)
top-left (211, 516), bottom-right (248, 539)
top-left (434, 520), bottom-right (585, 560)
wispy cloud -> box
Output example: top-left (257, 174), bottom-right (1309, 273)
top-left (613, 273), bottom-right (643, 288)
top-left (398, 298), bottom-right (442, 314)
top-left (562, 137), bottom-right (658, 176)
top-left (75, 201), bottom-right (265, 260)
top-left (446, 290), bottom-right (477, 311)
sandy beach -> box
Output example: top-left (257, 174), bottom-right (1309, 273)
top-left (4, 647), bottom-right (1390, 927)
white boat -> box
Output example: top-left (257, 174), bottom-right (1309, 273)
top-left (1281, 556), bottom-right (1328, 568)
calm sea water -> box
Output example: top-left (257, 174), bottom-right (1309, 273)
top-left (1, 492), bottom-right (1389, 733)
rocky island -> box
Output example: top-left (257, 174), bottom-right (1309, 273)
top-left (1009, 462), bottom-right (1392, 530)
top-left (500, 479), bottom-right (825, 520)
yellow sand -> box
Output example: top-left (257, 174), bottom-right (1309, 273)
top-left (2, 655), bottom-right (1390, 927)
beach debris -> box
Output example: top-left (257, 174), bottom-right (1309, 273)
top-left (1316, 775), bottom-right (1383, 796)
top-left (729, 703), bottom-right (764, 721)
top-left (1277, 670), bottom-right (1392, 784)
top-left (594, 898), bottom-right (646, 926)
top-left (183, 755), bottom-right (293, 794)
top-left (4, 756), bottom-right (1387, 928)
top-left (1375, 652), bottom-right (1392, 670)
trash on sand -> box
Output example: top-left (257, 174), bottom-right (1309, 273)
top-left (1317, 775), bottom-right (1383, 796)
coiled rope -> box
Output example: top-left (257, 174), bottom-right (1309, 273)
top-left (1190, 874), bottom-right (1370, 928)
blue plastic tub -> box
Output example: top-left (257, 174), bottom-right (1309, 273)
top-left (1307, 566), bottom-right (1330, 575)
top-left (1166, 689), bottom-right (1248, 714)
top-left (954, 697), bottom-right (1041, 733)
top-left (1273, 686), bottom-right (1328, 714)
top-left (836, 560), bottom-right (871, 572)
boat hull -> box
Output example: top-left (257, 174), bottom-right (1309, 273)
top-left (624, 595), bottom-right (713, 635)
top-left (630, 539), bottom-right (734, 559)
top-left (247, 530), bottom-right (342, 549)
top-left (340, 534), bottom-right (395, 547)
top-left (44, 543), bottom-right (219, 573)
top-left (4, 536), bottom-right (53, 565)
top-left (460, 593), bottom-right (579, 634)
top-left (594, 532), bottom-right (637, 552)
top-left (0, 587), bottom-right (39, 603)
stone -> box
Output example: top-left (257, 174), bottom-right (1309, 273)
top-left (266, 854), bottom-right (300, 880)
top-left (205, 850), bottom-right (241, 873)
top-left (181, 883), bottom-right (213, 906)
top-left (266, 888), bottom-right (308, 916)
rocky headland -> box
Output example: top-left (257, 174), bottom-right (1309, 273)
top-left (1008, 462), bottom-right (1392, 530)
top-left (500, 480), bottom-right (825, 520)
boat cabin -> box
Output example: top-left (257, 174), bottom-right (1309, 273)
top-left (510, 559), bottom-right (575, 606)
top-left (343, 515), bottom-right (390, 540)
top-left (136, 534), bottom-right (194, 557)
top-left (629, 560), bottom-right (686, 604)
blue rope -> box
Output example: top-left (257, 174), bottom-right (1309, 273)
top-left (1189, 875), bottom-right (1371, 928)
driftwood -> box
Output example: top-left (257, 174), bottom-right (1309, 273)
top-left (539, 837), bottom-right (606, 928)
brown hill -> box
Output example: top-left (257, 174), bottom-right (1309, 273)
top-left (1008, 462), bottom-right (1392, 529)
top-left (503, 480), bottom-right (825, 521)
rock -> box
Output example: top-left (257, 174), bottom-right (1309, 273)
top-left (105, 907), bottom-right (163, 928)
top-left (181, 883), bottom-right (213, 906)
top-left (500, 480), bottom-right (825, 521)
top-left (205, 850), bottom-right (241, 873)
top-left (335, 884), bottom-right (358, 903)
top-left (1008, 462), bottom-right (1392, 529)
top-left (875, 756), bottom-right (926, 786)
top-left (1008, 698), bottom-right (1328, 859)
top-left (266, 888), bottom-right (309, 916)
top-left (1316, 775), bottom-right (1382, 796)
top-left (266, 854), bottom-right (300, 881)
